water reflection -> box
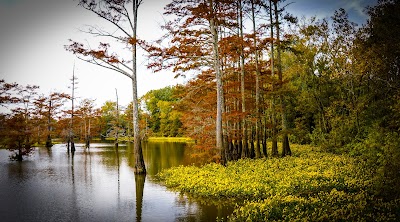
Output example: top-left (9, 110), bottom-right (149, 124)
top-left (135, 174), bottom-right (145, 222)
top-left (0, 142), bottom-right (234, 222)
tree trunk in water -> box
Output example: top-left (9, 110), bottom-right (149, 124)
top-left (85, 119), bottom-right (91, 148)
top-left (132, 74), bottom-right (145, 174)
top-left (17, 145), bottom-right (23, 161)
top-left (67, 137), bottom-right (70, 152)
top-left (132, 0), bottom-right (146, 174)
top-left (46, 135), bottom-right (52, 148)
top-left (71, 137), bottom-right (75, 153)
top-left (46, 100), bottom-right (52, 148)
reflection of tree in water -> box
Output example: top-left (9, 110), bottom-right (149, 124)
top-left (68, 150), bottom-right (79, 221)
top-left (175, 194), bottom-right (235, 221)
top-left (140, 142), bottom-right (192, 175)
top-left (135, 174), bottom-right (145, 222)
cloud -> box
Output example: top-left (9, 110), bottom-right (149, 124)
top-left (342, 0), bottom-right (369, 19)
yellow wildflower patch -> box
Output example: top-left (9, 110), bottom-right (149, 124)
top-left (157, 144), bottom-right (400, 221)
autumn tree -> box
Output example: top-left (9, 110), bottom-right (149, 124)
top-left (33, 92), bottom-right (69, 147)
top-left (146, 0), bottom-right (240, 163)
top-left (76, 98), bottom-right (97, 148)
top-left (66, 0), bottom-right (146, 173)
top-left (0, 80), bottom-right (39, 160)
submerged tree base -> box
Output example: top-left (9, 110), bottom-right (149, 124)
top-left (9, 147), bottom-right (34, 161)
top-left (134, 166), bottom-right (146, 174)
top-left (157, 144), bottom-right (400, 221)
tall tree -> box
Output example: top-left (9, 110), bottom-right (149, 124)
top-left (66, 0), bottom-right (146, 174)
top-left (209, 0), bottom-right (226, 163)
top-left (266, 0), bottom-right (279, 156)
top-left (0, 80), bottom-right (39, 160)
top-left (273, 0), bottom-right (291, 156)
top-left (77, 98), bottom-right (97, 148)
top-left (238, 0), bottom-right (249, 159)
top-left (68, 66), bottom-right (77, 153)
top-left (250, 0), bottom-right (262, 158)
top-left (146, 0), bottom-right (237, 164)
top-left (33, 92), bottom-right (69, 147)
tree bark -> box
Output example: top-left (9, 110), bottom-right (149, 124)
top-left (251, 0), bottom-right (262, 158)
top-left (270, 0), bottom-right (278, 157)
top-left (238, 0), bottom-right (249, 159)
top-left (70, 65), bottom-right (76, 153)
top-left (46, 100), bottom-right (52, 148)
top-left (273, 0), bottom-right (291, 157)
top-left (209, 0), bottom-right (225, 164)
top-left (132, 0), bottom-right (146, 174)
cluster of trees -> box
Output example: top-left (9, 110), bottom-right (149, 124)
top-left (0, 78), bottom-right (184, 160)
top-left (143, 0), bottom-right (398, 160)
top-left (0, 80), bottom-right (94, 159)
top-left (0, 80), bottom-right (69, 160)
top-left (146, 0), bottom-right (400, 198)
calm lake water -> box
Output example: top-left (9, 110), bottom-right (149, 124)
top-left (0, 142), bottom-right (234, 222)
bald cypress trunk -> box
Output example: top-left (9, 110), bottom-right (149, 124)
top-left (132, 0), bottom-right (146, 174)
top-left (209, 0), bottom-right (226, 164)
top-left (273, 0), bottom-right (291, 157)
top-left (251, 0), bottom-right (262, 158)
top-left (270, 0), bottom-right (278, 157)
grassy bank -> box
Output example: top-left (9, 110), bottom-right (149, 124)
top-left (157, 144), bottom-right (400, 221)
top-left (147, 137), bottom-right (195, 143)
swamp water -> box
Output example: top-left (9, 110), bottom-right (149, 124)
top-left (0, 142), bottom-right (234, 222)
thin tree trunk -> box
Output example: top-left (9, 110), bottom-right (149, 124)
top-left (270, 0), bottom-right (278, 157)
top-left (263, 114), bottom-right (268, 157)
top-left (251, 0), bottom-right (262, 158)
top-left (249, 126), bottom-right (255, 158)
top-left (273, 0), bottom-right (291, 156)
top-left (115, 88), bottom-right (119, 148)
top-left (46, 100), bottom-right (52, 148)
top-left (132, 0), bottom-right (145, 174)
top-left (70, 64), bottom-right (76, 153)
top-left (238, 0), bottom-right (249, 159)
top-left (209, 0), bottom-right (225, 165)
top-left (86, 118), bottom-right (91, 148)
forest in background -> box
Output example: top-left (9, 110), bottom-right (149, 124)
top-left (1, 0), bottom-right (399, 200)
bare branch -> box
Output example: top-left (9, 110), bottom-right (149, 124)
top-left (76, 56), bottom-right (133, 80)
top-left (78, 0), bottom-right (132, 37)
top-left (79, 25), bottom-right (125, 42)
top-left (122, 4), bottom-right (135, 32)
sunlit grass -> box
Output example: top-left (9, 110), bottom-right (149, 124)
top-left (157, 144), bottom-right (400, 221)
top-left (147, 137), bottom-right (195, 143)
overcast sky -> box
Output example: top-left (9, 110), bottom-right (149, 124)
top-left (0, 0), bottom-right (377, 109)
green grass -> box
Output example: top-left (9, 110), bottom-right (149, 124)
top-left (147, 137), bottom-right (195, 143)
top-left (157, 144), bottom-right (400, 221)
